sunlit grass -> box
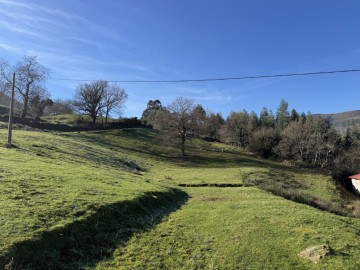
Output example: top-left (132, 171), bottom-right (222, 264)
top-left (95, 188), bottom-right (360, 270)
top-left (0, 127), bottom-right (358, 269)
top-left (0, 129), bottom-right (166, 265)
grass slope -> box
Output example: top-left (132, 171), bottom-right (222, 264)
top-left (0, 129), bottom-right (187, 268)
top-left (1, 127), bottom-right (360, 269)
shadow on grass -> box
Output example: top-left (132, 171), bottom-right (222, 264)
top-left (0, 188), bottom-right (189, 270)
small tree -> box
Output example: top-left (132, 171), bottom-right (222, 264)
top-left (141, 100), bottom-right (164, 127)
top-left (155, 97), bottom-right (197, 156)
top-left (29, 88), bottom-right (53, 120)
top-left (221, 110), bottom-right (252, 147)
top-left (259, 107), bottom-right (275, 128)
top-left (192, 104), bottom-right (207, 136)
top-left (102, 84), bottom-right (128, 124)
top-left (290, 109), bottom-right (300, 122)
top-left (73, 80), bottom-right (107, 125)
top-left (204, 112), bottom-right (224, 141)
top-left (276, 98), bottom-right (290, 130)
top-left (249, 127), bottom-right (279, 158)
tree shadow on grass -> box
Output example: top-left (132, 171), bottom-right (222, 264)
top-left (0, 188), bottom-right (189, 270)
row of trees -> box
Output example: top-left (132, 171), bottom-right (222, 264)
top-left (142, 97), bottom-right (360, 176)
top-left (0, 56), bottom-right (128, 123)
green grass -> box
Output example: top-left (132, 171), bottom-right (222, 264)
top-left (0, 129), bottom-right (184, 268)
top-left (41, 114), bottom-right (120, 127)
top-left (0, 127), bottom-right (359, 269)
top-left (41, 114), bottom-right (82, 125)
top-left (95, 188), bottom-right (360, 270)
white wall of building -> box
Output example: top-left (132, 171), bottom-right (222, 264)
top-left (351, 179), bottom-right (360, 194)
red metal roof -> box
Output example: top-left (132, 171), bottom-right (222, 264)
top-left (349, 174), bottom-right (360, 180)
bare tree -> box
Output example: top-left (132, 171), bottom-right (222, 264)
top-left (13, 56), bottom-right (49, 118)
top-left (0, 59), bottom-right (12, 105)
top-left (155, 97), bottom-right (197, 156)
top-left (102, 84), bottom-right (128, 124)
top-left (73, 80), bottom-right (107, 125)
top-left (1, 56), bottom-right (49, 118)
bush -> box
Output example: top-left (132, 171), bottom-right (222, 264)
top-left (249, 128), bottom-right (279, 158)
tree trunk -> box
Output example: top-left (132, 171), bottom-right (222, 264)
top-left (21, 95), bottom-right (29, 119)
top-left (181, 132), bottom-right (186, 156)
top-left (91, 113), bottom-right (97, 128)
top-left (20, 83), bottom-right (31, 119)
top-left (105, 110), bottom-right (109, 125)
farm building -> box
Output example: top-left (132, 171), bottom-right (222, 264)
top-left (348, 174), bottom-right (360, 194)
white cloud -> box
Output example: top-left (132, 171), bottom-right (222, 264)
top-left (0, 43), bottom-right (23, 54)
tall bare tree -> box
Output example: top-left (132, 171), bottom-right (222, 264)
top-left (12, 56), bottom-right (49, 118)
top-left (1, 56), bottom-right (49, 118)
top-left (73, 80), bottom-right (107, 125)
top-left (102, 84), bottom-right (128, 124)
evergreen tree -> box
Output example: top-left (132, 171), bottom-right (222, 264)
top-left (290, 109), bottom-right (300, 122)
top-left (259, 107), bottom-right (275, 128)
top-left (276, 98), bottom-right (290, 130)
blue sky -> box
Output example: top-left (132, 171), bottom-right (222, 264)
top-left (1, 0), bottom-right (360, 117)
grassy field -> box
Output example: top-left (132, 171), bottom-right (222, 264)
top-left (95, 187), bottom-right (360, 270)
top-left (1, 127), bottom-right (360, 269)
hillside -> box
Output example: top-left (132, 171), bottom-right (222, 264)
top-left (318, 110), bottom-right (360, 131)
top-left (1, 127), bottom-right (360, 269)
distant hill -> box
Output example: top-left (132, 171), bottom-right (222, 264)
top-left (317, 110), bottom-right (360, 131)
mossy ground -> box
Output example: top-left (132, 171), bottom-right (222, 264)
top-left (0, 127), bottom-right (359, 269)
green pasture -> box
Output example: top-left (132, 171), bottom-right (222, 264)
top-left (0, 128), bottom-right (358, 269)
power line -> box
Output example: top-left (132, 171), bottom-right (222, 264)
top-left (49, 68), bottom-right (360, 83)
